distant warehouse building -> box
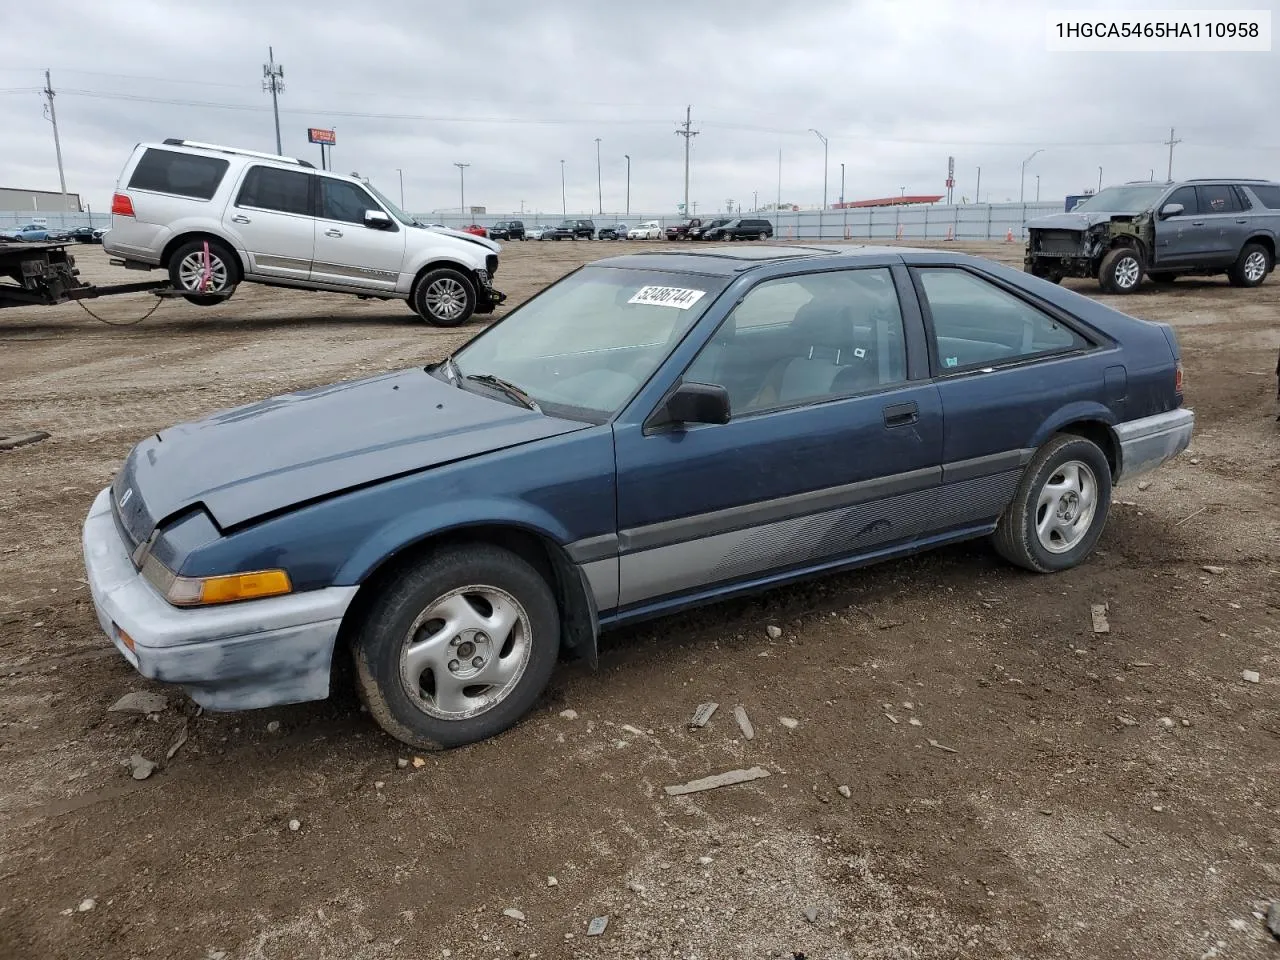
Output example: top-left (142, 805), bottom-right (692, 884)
top-left (0, 187), bottom-right (84, 213)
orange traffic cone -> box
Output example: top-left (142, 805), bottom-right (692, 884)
top-left (1004, 227), bottom-right (1015, 243)
top-left (944, 226), bottom-right (954, 241)
top-left (896, 223), bottom-right (904, 240)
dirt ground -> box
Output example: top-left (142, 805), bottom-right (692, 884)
top-left (0, 238), bottom-right (1277, 960)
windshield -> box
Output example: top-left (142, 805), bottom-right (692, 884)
top-left (364, 181), bottom-right (417, 226)
top-left (1072, 185), bottom-right (1167, 213)
top-left (448, 266), bottom-right (728, 420)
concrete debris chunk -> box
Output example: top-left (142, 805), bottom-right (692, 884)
top-left (908, 717), bottom-right (923, 727)
top-left (1242, 670), bottom-right (1261, 684)
top-left (266, 720), bottom-right (281, 734)
top-left (288, 819), bottom-right (301, 832)
top-left (1117, 715), bottom-right (1138, 727)
top-left (733, 705), bottom-right (755, 740)
top-left (559, 709), bottom-right (578, 721)
top-left (502, 908), bottom-right (525, 922)
top-left (1157, 717), bottom-right (1176, 730)
top-left (837, 785), bottom-right (852, 799)
top-left (766, 625), bottom-right (782, 639)
top-left (108, 691), bottom-right (168, 715)
top-left (802, 906), bottom-right (819, 923)
top-left (778, 716), bottom-right (799, 730)
top-left (1091, 604), bottom-right (1111, 634)
top-left (77, 898), bottom-right (96, 912)
top-left (412, 756), bottom-right (426, 768)
top-left (664, 766), bottom-right (771, 796)
top-left (127, 754), bottom-right (157, 780)
top-left (689, 702), bottom-right (719, 728)
top-left (1202, 565), bottom-right (1226, 575)
top-left (587, 915), bottom-right (609, 936)
top-left (546, 876), bottom-right (557, 887)
top-left (396, 758), bottom-right (409, 769)
top-left (1265, 901), bottom-right (1280, 940)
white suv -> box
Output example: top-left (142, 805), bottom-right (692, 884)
top-left (104, 139), bottom-right (503, 326)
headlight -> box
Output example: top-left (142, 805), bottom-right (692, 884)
top-left (141, 553), bottom-right (292, 607)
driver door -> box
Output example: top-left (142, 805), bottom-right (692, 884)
top-left (310, 177), bottom-right (407, 293)
top-left (1153, 185), bottom-right (1205, 268)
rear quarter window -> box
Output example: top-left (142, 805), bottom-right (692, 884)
top-left (1246, 184), bottom-right (1280, 209)
top-left (127, 148), bottom-right (229, 201)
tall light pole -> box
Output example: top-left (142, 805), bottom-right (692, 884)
top-left (560, 160), bottom-right (566, 217)
top-left (453, 162), bottom-right (469, 217)
top-left (839, 162), bottom-right (847, 237)
top-left (839, 162), bottom-right (845, 206)
top-left (1020, 148), bottom-right (1043, 204)
top-left (262, 47), bottom-right (285, 155)
top-left (396, 168), bottom-right (404, 209)
top-left (1035, 174), bottom-right (1040, 202)
top-left (975, 166), bottom-right (981, 204)
top-left (594, 138), bottom-right (603, 214)
top-left (809, 129), bottom-right (828, 209)
top-left (624, 154), bottom-right (630, 216)
top-left (1097, 166), bottom-right (1103, 193)
top-left (41, 71), bottom-right (68, 214)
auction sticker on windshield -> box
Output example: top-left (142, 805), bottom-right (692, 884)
top-left (627, 285), bottom-right (707, 309)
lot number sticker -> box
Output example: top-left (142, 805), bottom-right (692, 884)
top-left (627, 285), bottom-right (707, 309)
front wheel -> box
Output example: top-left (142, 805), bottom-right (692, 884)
top-left (411, 267), bottom-right (476, 327)
top-left (352, 543), bottom-right (561, 749)
top-left (1097, 247), bottom-right (1144, 294)
top-left (992, 434), bottom-right (1113, 573)
top-left (1227, 242), bottom-right (1270, 288)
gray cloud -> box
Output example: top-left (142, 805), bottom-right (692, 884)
top-left (2, 0), bottom-right (1277, 215)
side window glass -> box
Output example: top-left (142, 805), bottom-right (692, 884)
top-left (236, 166), bottom-right (312, 216)
top-left (1246, 184), bottom-right (1280, 209)
top-left (1164, 186), bottom-right (1198, 216)
top-left (917, 269), bottom-right (1088, 371)
top-left (683, 268), bottom-right (908, 416)
top-left (1196, 184), bottom-right (1240, 214)
top-left (321, 179), bottom-right (379, 224)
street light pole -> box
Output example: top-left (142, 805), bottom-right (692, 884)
top-left (809, 129), bottom-right (828, 209)
top-left (594, 137), bottom-right (602, 215)
top-left (397, 168), bottom-right (404, 209)
top-left (1020, 148), bottom-right (1043, 204)
top-left (624, 154), bottom-right (630, 216)
top-left (1036, 174), bottom-right (1040, 202)
top-left (453, 162), bottom-right (469, 218)
top-left (1097, 166), bottom-right (1103, 193)
top-left (560, 160), bottom-right (566, 217)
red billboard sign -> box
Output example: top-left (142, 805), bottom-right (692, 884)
top-left (307, 128), bottom-right (336, 145)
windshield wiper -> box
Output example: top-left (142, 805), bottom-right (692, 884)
top-left (464, 373), bottom-right (540, 412)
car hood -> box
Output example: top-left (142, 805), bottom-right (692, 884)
top-left (1026, 210), bottom-right (1138, 231)
top-left (423, 226), bottom-right (501, 253)
top-left (113, 368), bottom-right (586, 536)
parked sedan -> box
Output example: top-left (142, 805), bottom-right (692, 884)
top-left (527, 224), bottom-right (553, 240)
top-left (628, 221), bottom-right (663, 240)
top-left (68, 226), bottom-right (105, 243)
top-left (597, 223), bottom-right (630, 240)
top-left (0, 223), bottom-right (51, 242)
top-left (82, 245), bottom-right (1193, 749)
top-left (463, 224), bottom-right (489, 238)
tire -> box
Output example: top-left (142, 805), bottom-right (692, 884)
top-left (352, 543), bottom-right (561, 749)
top-left (167, 238), bottom-right (240, 298)
top-left (183, 294), bottom-right (227, 306)
top-left (992, 434), bottom-right (1113, 573)
top-left (758, 232), bottom-right (768, 241)
top-left (1097, 246), bottom-right (1144, 294)
top-left (411, 267), bottom-right (476, 327)
top-left (1227, 242), bottom-right (1270, 288)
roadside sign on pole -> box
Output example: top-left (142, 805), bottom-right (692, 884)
top-left (307, 128), bottom-right (336, 145)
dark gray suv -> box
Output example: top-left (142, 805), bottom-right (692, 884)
top-left (1025, 179), bottom-right (1280, 293)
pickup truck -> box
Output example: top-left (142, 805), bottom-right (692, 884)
top-left (1025, 179), bottom-right (1280, 294)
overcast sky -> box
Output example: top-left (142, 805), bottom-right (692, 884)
top-left (2, 0), bottom-right (1277, 217)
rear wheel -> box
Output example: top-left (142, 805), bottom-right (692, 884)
top-left (758, 231), bottom-right (768, 241)
top-left (411, 267), bottom-right (476, 327)
top-left (352, 543), bottom-right (561, 749)
top-left (992, 434), bottom-right (1112, 573)
top-left (168, 238), bottom-right (239, 305)
top-left (1097, 246), bottom-right (1144, 294)
top-left (1227, 242), bottom-right (1270, 288)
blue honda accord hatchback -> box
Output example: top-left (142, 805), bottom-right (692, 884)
top-left (83, 244), bottom-right (1194, 748)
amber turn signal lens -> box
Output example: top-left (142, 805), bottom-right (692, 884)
top-left (167, 569), bottom-right (293, 606)
top-left (115, 625), bottom-right (136, 652)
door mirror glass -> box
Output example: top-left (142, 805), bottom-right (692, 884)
top-left (1159, 202), bottom-right (1184, 219)
top-left (364, 209), bottom-right (393, 229)
top-left (665, 381), bottom-right (731, 425)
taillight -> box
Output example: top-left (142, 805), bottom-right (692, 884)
top-left (1174, 362), bottom-right (1184, 394)
top-left (111, 193), bottom-right (135, 217)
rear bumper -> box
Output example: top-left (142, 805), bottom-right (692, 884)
top-left (82, 488), bottom-right (358, 711)
top-left (1113, 407), bottom-right (1195, 484)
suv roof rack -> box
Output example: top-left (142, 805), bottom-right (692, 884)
top-left (160, 139), bottom-right (316, 169)
top-left (1183, 177), bottom-right (1271, 182)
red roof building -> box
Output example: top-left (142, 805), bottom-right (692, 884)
top-left (831, 195), bottom-right (944, 209)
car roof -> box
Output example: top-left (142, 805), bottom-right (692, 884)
top-left (590, 243), bottom-right (934, 276)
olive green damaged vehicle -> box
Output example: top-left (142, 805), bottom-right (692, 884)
top-left (1025, 179), bottom-right (1280, 294)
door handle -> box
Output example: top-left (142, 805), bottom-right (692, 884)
top-left (325, 229), bottom-right (343, 238)
top-left (231, 215), bottom-right (251, 224)
top-left (883, 401), bottom-right (919, 428)
top-left (1235, 217), bottom-right (1248, 223)
top-left (1191, 220), bottom-right (1205, 226)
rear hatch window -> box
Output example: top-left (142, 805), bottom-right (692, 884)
top-left (127, 148), bottom-right (229, 200)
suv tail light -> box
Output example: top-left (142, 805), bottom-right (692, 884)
top-left (1175, 361), bottom-right (1184, 394)
top-left (111, 193), bottom-right (135, 217)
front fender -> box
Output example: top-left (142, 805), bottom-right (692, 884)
top-left (1026, 400), bottom-right (1119, 450)
top-left (334, 496), bottom-right (577, 585)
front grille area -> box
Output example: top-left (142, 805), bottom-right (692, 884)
top-left (1033, 230), bottom-right (1085, 256)
top-left (486, 254), bottom-right (498, 276)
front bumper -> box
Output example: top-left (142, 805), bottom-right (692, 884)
top-left (82, 488), bottom-right (358, 711)
top-left (1113, 407), bottom-right (1195, 484)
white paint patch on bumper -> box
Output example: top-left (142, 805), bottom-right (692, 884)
top-left (82, 488), bottom-right (358, 711)
top-left (1113, 407), bottom-right (1195, 484)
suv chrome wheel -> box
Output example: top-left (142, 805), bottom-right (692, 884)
top-left (176, 250), bottom-right (230, 292)
top-left (423, 277), bottom-right (467, 321)
top-left (1244, 249), bottom-right (1267, 282)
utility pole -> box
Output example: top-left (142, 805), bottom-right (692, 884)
top-left (753, 190), bottom-right (758, 211)
top-left (262, 47), bottom-right (285, 155)
top-left (594, 138), bottom-right (603, 214)
top-left (397, 168), bottom-right (404, 209)
top-left (1097, 166), bottom-right (1103, 193)
top-left (975, 166), bottom-right (981, 205)
top-left (624, 154), bottom-right (630, 216)
top-left (454, 162), bottom-right (469, 217)
top-left (675, 105), bottom-right (699, 216)
top-left (1163, 127), bottom-right (1181, 182)
top-left (777, 148), bottom-right (782, 215)
top-left (560, 160), bottom-right (566, 217)
top-left (809, 129), bottom-right (828, 209)
top-left (840, 163), bottom-right (847, 237)
top-left (41, 70), bottom-right (69, 214)
top-left (1020, 148), bottom-right (1043, 204)
top-left (1035, 175), bottom-right (1040, 202)
top-left (839, 162), bottom-right (845, 207)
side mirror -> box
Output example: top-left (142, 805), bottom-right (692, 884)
top-left (364, 209), bottom-right (393, 229)
top-left (665, 381), bottom-right (731, 426)
top-left (1159, 202), bottom-right (1184, 219)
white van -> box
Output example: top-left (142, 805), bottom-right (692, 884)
top-left (104, 139), bottom-right (503, 326)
